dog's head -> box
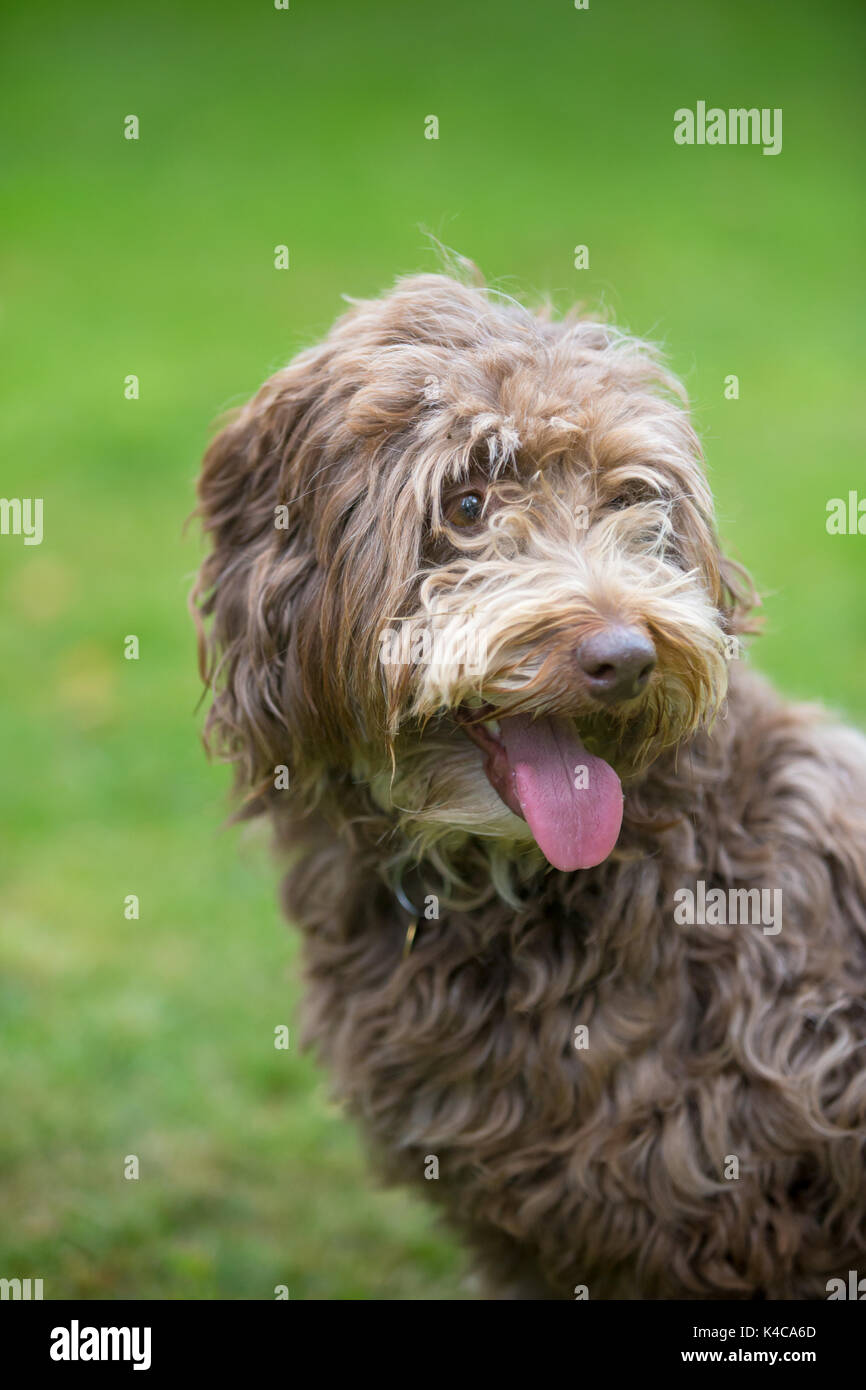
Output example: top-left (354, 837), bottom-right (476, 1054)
top-left (193, 273), bottom-right (754, 891)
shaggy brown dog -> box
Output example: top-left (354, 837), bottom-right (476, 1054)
top-left (193, 272), bottom-right (866, 1299)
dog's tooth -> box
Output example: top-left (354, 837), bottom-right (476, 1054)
top-left (483, 719), bottom-right (501, 737)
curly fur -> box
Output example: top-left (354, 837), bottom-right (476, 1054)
top-left (192, 271), bottom-right (866, 1299)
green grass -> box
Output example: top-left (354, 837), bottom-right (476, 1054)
top-left (1, 0), bottom-right (864, 1298)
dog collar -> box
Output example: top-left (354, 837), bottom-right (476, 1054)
top-left (390, 871), bottom-right (424, 959)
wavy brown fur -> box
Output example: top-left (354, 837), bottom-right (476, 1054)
top-left (192, 272), bottom-right (866, 1298)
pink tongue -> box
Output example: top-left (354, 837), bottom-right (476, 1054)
top-left (498, 714), bottom-right (623, 871)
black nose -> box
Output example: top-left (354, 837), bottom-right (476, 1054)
top-left (577, 626), bottom-right (657, 704)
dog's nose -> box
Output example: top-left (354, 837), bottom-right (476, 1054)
top-left (577, 626), bottom-right (657, 704)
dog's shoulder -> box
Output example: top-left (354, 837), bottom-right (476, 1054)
top-left (723, 663), bottom-right (866, 882)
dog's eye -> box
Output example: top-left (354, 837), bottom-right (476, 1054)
top-left (446, 491), bottom-right (485, 528)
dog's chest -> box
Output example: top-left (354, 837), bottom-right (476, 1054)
top-left (315, 909), bottom-right (681, 1168)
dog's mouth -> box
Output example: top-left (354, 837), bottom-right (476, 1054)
top-left (455, 704), bottom-right (624, 872)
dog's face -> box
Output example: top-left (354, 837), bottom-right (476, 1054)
top-left (194, 274), bottom-right (751, 889)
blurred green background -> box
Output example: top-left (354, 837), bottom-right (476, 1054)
top-left (1, 0), bottom-right (864, 1299)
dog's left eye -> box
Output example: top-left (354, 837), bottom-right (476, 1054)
top-left (446, 491), bottom-right (485, 528)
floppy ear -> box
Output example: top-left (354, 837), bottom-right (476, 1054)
top-left (659, 434), bottom-right (761, 644)
top-left (191, 349), bottom-right (330, 803)
top-left (675, 497), bottom-right (761, 642)
top-left (718, 549), bottom-right (761, 638)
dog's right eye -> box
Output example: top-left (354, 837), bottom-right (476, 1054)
top-left (445, 491), bottom-right (485, 528)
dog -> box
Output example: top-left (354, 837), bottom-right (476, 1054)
top-left (192, 271), bottom-right (866, 1299)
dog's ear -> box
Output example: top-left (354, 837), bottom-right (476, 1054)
top-left (191, 349), bottom-right (331, 803)
top-left (717, 549), bottom-right (761, 637)
top-left (674, 489), bottom-right (761, 640)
